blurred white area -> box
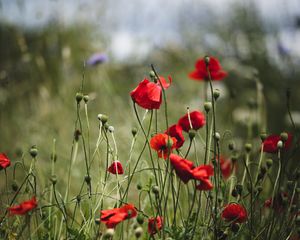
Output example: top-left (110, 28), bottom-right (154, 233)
top-left (1, 0), bottom-right (300, 61)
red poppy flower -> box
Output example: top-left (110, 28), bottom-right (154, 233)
top-left (216, 156), bottom-right (233, 179)
top-left (8, 197), bottom-right (38, 215)
top-left (150, 133), bottom-right (177, 159)
top-left (107, 161), bottom-right (124, 175)
top-left (165, 124), bottom-right (185, 148)
top-left (100, 204), bottom-right (137, 228)
top-left (178, 111), bottom-right (206, 132)
top-left (189, 56), bottom-right (227, 81)
top-left (0, 153), bottom-right (11, 170)
top-left (221, 203), bottom-right (247, 223)
top-left (170, 154), bottom-right (195, 183)
top-left (130, 76), bottom-right (171, 110)
top-left (192, 165), bottom-right (214, 190)
top-left (263, 133), bottom-right (293, 153)
top-left (148, 216), bottom-right (163, 235)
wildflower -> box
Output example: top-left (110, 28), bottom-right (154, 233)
top-left (263, 133), bottom-right (293, 153)
top-left (130, 76), bottom-right (172, 110)
top-left (100, 204), bottom-right (137, 228)
top-left (217, 156), bottom-right (233, 179)
top-left (148, 216), bottom-right (163, 235)
top-left (188, 56), bottom-right (227, 81)
top-left (170, 154), bottom-right (195, 183)
top-left (221, 203), bottom-right (247, 223)
top-left (86, 53), bottom-right (108, 66)
top-left (150, 133), bottom-right (177, 159)
top-left (8, 197), bottom-right (38, 215)
top-left (0, 153), bottom-right (11, 170)
top-left (178, 111), bottom-right (206, 132)
top-left (165, 124), bottom-right (185, 148)
top-left (192, 165), bottom-right (214, 190)
top-left (107, 161), bottom-right (124, 175)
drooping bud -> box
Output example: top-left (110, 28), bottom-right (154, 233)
top-left (151, 186), bottom-right (159, 195)
top-left (214, 132), bottom-right (220, 141)
top-left (260, 133), bottom-right (267, 142)
top-left (277, 140), bottom-right (283, 149)
top-left (244, 143), bottom-right (252, 153)
top-left (136, 214), bottom-right (144, 225)
top-left (280, 132), bottom-right (289, 142)
top-left (132, 127), bottom-right (138, 136)
top-left (74, 129), bottom-right (81, 141)
top-left (204, 102), bottom-right (212, 112)
top-left (134, 226), bottom-right (143, 238)
top-left (83, 95), bottom-right (89, 103)
top-left (103, 228), bottom-right (115, 239)
top-left (213, 89), bottom-right (220, 100)
top-left (266, 159), bottom-right (273, 168)
top-left (188, 129), bottom-right (196, 140)
top-left (29, 145), bottom-right (38, 158)
top-left (75, 92), bottom-right (83, 103)
top-left (97, 114), bottom-right (108, 124)
top-left (228, 142), bottom-right (235, 151)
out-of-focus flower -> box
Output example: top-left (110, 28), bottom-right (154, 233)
top-left (100, 204), bottom-right (137, 228)
top-left (165, 124), bottom-right (185, 148)
top-left (150, 133), bottom-right (177, 159)
top-left (0, 153), bottom-right (11, 170)
top-left (189, 56), bottom-right (227, 81)
top-left (8, 197), bottom-right (38, 215)
top-left (107, 161), bottom-right (124, 175)
top-left (148, 216), bottom-right (163, 235)
top-left (221, 203), bottom-right (247, 223)
top-left (216, 156), bottom-right (233, 179)
top-left (86, 53), bottom-right (108, 66)
top-left (192, 164), bottom-right (214, 190)
top-left (130, 76), bottom-right (171, 110)
top-left (170, 154), bottom-right (195, 183)
top-left (178, 111), bottom-right (206, 132)
top-left (264, 192), bottom-right (289, 212)
top-left (263, 133), bottom-right (292, 153)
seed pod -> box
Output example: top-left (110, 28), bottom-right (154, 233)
top-left (29, 145), bottom-right (38, 158)
top-left (204, 102), bottom-right (212, 112)
top-left (137, 214), bottom-right (144, 225)
top-left (266, 159), bottom-right (273, 168)
top-left (75, 92), bottom-right (83, 103)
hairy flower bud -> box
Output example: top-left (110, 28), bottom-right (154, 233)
top-left (204, 102), bottom-right (212, 112)
top-left (29, 146), bottom-right (38, 158)
top-left (75, 92), bottom-right (83, 103)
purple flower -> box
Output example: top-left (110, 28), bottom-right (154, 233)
top-left (86, 53), bottom-right (108, 66)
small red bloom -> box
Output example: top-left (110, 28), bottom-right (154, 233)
top-left (263, 133), bottom-right (293, 153)
top-left (170, 154), bottom-right (195, 183)
top-left (8, 197), bottom-right (38, 215)
top-left (221, 203), bottom-right (247, 223)
top-left (178, 111), bottom-right (206, 132)
top-left (217, 156), bottom-right (233, 179)
top-left (165, 124), bottom-right (185, 148)
top-left (130, 76), bottom-right (171, 110)
top-left (107, 161), bottom-right (124, 175)
top-left (150, 133), bottom-right (177, 159)
top-left (189, 56), bottom-right (227, 81)
top-left (192, 164), bottom-right (214, 190)
top-left (148, 216), bottom-right (163, 235)
top-left (264, 192), bottom-right (289, 212)
top-left (0, 153), bottom-right (11, 170)
top-left (100, 204), bottom-right (137, 228)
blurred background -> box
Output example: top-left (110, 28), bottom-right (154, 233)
top-left (1, 0), bottom-right (300, 177)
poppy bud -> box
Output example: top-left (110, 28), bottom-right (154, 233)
top-left (83, 95), bottom-right (89, 103)
top-left (213, 89), bottom-right (220, 100)
top-left (188, 129), bottom-right (196, 140)
top-left (103, 228), bottom-right (115, 239)
top-left (260, 133), bottom-right (267, 142)
top-left (85, 175), bottom-right (91, 184)
top-left (230, 223), bottom-right (240, 233)
top-left (214, 132), bottom-right (220, 141)
top-left (11, 181), bottom-right (19, 192)
top-left (231, 189), bottom-right (238, 198)
top-left (149, 70), bottom-right (156, 78)
top-left (204, 102), bottom-right (212, 112)
top-left (137, 183), bottom-right (142, 190)
top-left (137, 214), bottom-right (144, 225)
top-left (134, 226), bottom-right (143, 238)
top-left (50, 175), bottom-right (57, 185)
top-left (152, 186), bottom-right (159, 195)
top-left (108, 126), bottom-right (114, 133)
top-left (97, 114), bottom-right (108, 124)
top-left (280, 132), bottom-right (289, 142)
top-left (266, 159), bottom-right (273, 168)
top-left (204, 56), bottom-right (210, 65)
top-left (244, 143), bottom-right (252, 152)
top-left (235, 184), bottom-right (243, 195)
top-left (132, 127), bottom-right (138, 136)
top-left (74, 129), bottom-right (81, 141)
top-left (29, 146), bottom-right (38, 158)
top-left (95, 218), bottom-right (100, 225)
top-left (75, 92), bottom-right (83, 103)
top-left (277, 140), bottom-right (283, 149)
top-left (228, 142), bottom-right (235, 151)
